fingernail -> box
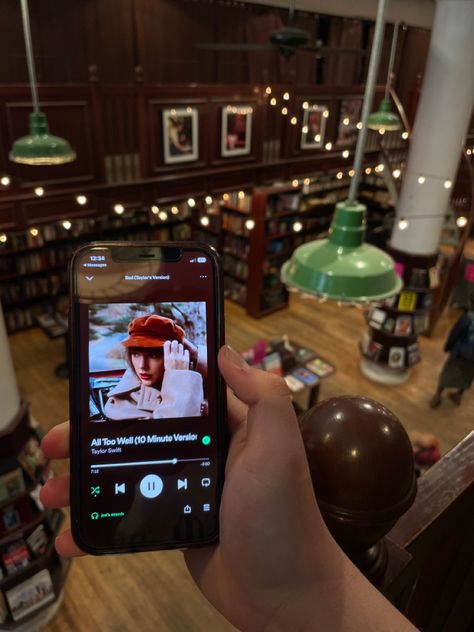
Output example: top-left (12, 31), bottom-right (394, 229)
top-left (223, 345), bottom-right (249, 370)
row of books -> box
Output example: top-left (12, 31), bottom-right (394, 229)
top-left (1, 272), bottom-right (67, 308)
top-left (361, 333), bottom-right (421, 368)
top-left (3, 307), bottom-right (38, 333)
top-left (0, 567), bottom-right (55, 623)
top-left (222, 234), bottom-right (250, 258)
top-left (394, 263), bottom-right (439, 290)
top-left (221, 191), bottom-right (251, 212)
top-left (383, 289), bottom-right (433, 313)
top-left (0, 523), bottom-right (49, 580)
top-left (221, 212), bottom-right (252, 237)
top-left (0, 246), bottom-right (75, 279)
top-left (222, 254), bottom-right (248, 281)
top-left (223, 277), bottom-right (247, 306)
top-left (368, 307), bottom-right (429, 337)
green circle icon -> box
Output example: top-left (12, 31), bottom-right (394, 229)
top-left (202, 435), bottom-right (211, 446)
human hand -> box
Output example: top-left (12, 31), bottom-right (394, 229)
top-left (163, 340), bottom-right (190, 371)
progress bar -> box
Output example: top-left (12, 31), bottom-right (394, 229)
top-left (90, 457), bottom-right (207, 470)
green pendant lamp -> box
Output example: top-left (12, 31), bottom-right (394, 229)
top-left (282, 0), bottom-right (401, 302)
top-left (9, 0), bottom-right (75, 166)
top-left (367, 23), bottom-right (401, 132)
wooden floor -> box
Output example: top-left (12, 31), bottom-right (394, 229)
top-left (8, 296), bottom-right (474, 632)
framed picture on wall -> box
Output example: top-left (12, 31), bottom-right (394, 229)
top-left (300, 104), bottom-right (327, 150)
top-left (221, 105), bottom-right (253, 157)
top-left (336, 98), bottom-right (362, 147)
top-left (162, 107), bottom-right (199, 164)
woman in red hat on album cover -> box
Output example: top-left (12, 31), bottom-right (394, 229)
top-left (104, 314), bottom-right (204, 419)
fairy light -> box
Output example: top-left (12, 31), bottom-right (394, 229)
top-left (325, 142), bottom-right (332, 151)
top-left (398, 219), bottom-right (409, 230)
top-left (323, 110), bottom-right (329, 118)
top-left (314, 134), bottom-right (321, 142)
top-left (245, 219), bottom-right (255, 230)
top-left (151, 205), bottom-right (159, 215)
top-left (444, 179), bottom-right (452, 189)
top-left (30, 227), bottom-right (39, 237)
top-left (200, 216), bottom-right (210, 227)
top-left (238, 191), bottom-right (245, 199)
top-left (158, 211), bottom-right (168, 221)
top-left (222, 193), bottom-right (230, 202)
top-left (336, 171), bottom-right (343, 180)
top-left (283, 92), bottom-right (290, 101)
top-left (379, 128), bottom-right (386, 135)
top-left (392, 169), bottom-right (401, 178)
top-left (402, 131), bottom-right (409, 139)
top-left (457, 216), bottom-right (468, 228)
top-left (303, 178), bottom-right (310, 186)
top-left (342, 117), bottom-right (350, 126)
top-left (171, 206), bottom-right (179, 215)
top-left (348, 169), bottom-right (355, 177)
top-left (417, 176), bottom-right (425, 184)
top-left (205, 196), bottom-right (213, 205)
top-left (302, 101), bottom-right (309, 110)
top-left (270, 97), bottom-right (277, 106)
top-left (34, 186), bottom-right (44, 197)
top-left (281, 107), bottom-right (288, 115)
top-left (114, 203), bottom-right (125, 215)
top-left (62, 220), bottom-right (72, 230)
top-left (76, 194), bottom-right (87, 205)
top-left (293, 221), bottom-right (303, 233)
top-left (356, 122), bottom-right (363, 130)
top-left (292, 179), bottom-right (299, 188)
top-left (0, 233), bottom-right (7, 243)
top-left (342, 150), bottom-right (349, 158)
top-left (365, 167), bottom-right (372, 175)
top-left (187, 198), bottom-right (196, 207)
top-left (265, 86), bottom-right (272, 95)
top-left (467, 148), bottom-right (472, 156)
top-left (291, 117), bottom-right (297, 125)
top-left (375, 164), bottom-right (385, 173)
top-left (1, 176), bottom-right (10, 187)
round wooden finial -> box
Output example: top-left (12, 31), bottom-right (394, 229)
top-left (300, 396), bottom-right (417, 581)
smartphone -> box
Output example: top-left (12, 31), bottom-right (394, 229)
top-left (69, 242), bottom-right (227, 554)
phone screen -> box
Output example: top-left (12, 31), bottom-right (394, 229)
top-left (69, 243), bottom-right (226, 553)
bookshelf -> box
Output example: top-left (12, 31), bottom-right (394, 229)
top-left (0, 402), bottom-right (69, 628)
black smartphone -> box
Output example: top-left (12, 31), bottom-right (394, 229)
top-left (69, 242), bottom-right (227, 554)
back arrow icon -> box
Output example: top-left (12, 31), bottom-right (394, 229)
top-left (85, 276), bottom-right (94, 281)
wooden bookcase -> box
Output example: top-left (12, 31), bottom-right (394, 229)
top-left (0, 402), bottom-right (69, 628)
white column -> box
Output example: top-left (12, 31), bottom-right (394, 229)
top-left (390, 0), bottom-right (474, 255)
top-left (0, 307), bottom-right (21, 431)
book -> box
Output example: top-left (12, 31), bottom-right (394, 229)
top-left (292, 367), bottom-right (319, 386)
top-left (388, 347), bottom-right (405, 369)
top-left (305, 358), bottom-right (334, 377)
top-left (293, 346), bottom-right (316, 364)
top-left (423, 293), bottom-right (433, 309)
top-left (409, 268), bottom-right (427, 288)
top-left (366, 341), bottom-right (383, 362)
top-left (284, 375), bottom-right (305, 393)
top-left (408, 348), bottom-right (421, 365)
top-left (369, 308), bottom-right (386, 329)
top-left (0, 468), bottom-right (26, 503)
top-left (26, 524), bottom-right (48, 557)
top-left (2, 540), bottom-right (30, 575)
top-left (413, 315), bottom-right (428, 335)
top-left (262, 352), bottom-right (283, 376)
top-left (394, 316), bottom-right (412, 336)
top-left (17, 436), bottom-right (48, 482)
top-left (398, 291), bottom-right (418, 311)
top-left (429, 266), bottom-right (440, 288)
top-left (2, 505), bottom-right (20, 531)
top-left (382, 317), bottom-right (395, 333)
top-left (6, 568), bottom-right (55, 621)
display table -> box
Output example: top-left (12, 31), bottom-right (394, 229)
top-left (243, 338), bottom-right (335, 413)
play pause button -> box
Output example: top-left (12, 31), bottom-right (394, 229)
top-left (139, 474), bottom-right (163, 499)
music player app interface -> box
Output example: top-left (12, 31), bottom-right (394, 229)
top-left (73, 247), bottom-right (223, 549)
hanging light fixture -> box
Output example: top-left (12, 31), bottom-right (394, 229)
top-left (9, 0), bottom-right (75, 165)
top-left (281, 0), bottom-right (402, 302)
top-left (367, 23), bottom-right (401, 132)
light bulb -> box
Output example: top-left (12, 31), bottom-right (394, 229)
top-left (342, 117), bottom-right (349, 126)
top-left (402, 131), bottom-right (409, 139)
top-left (265, 86), bottom-right (272, 95)
top-left (365, 167), bottom-right (372, 175)
top-left (238, 191), bottom-right (245, 199)
top-left (270, 97), bottom-right (277, 106)
top-left (398, 219), bottom-right (409, 230)
top-left (291, 117), bottom-right (297, 125)
top-left (114, 203), bottom-right (125, 215)
top-left (302, 102), bottom-right (309, 110)
top-left (34, 186), bottom-right (44, 197)
top-left (293, 221), bottom-right (303, 233)
top-left (444, 180), bottom-right (452, 189)
top-left (281, 107), bottom-right (288, 115)
top-left (417, 176), bottom-right (425, 184)
top-left (1, 176), bottom-right (10, 187)
top-left (222, 193), bottom-right (229, 202)
top-left (151, 205), bottom-right (159, 215)
top-left (245, 219), bottom-right (255, 230)
top-left (393, 169), bottom-right (401, 178)
top-left (303, 178), bottom-right (310, 186)
top-left (456, 216), bottom-right (468, 228)
top-left (375, 164), bottom-right (385, 173)
top-left (323, 110), bottom-right (329, 118)
top-left (325, 142), bottom-right (332, 151)
top-left (76, 194), bottom-right (87, 205)
top-left (342, 150), bottom-right (349, 158)
top-left (171, 206), bottom-right (179, 215)
top-left (283, 92), bottom-right (290, 101)
top-left (336, 171), bottom-right (343, 180)
top-left (158, 211), bottom-right (168, 221)
top-left (302, 125), bottom-right (308, 134)
top-left (62, 220), bottom-right (72, 230)
top-left (348, 169), bottom-right (355, 177)
top-left (356, 121), bottom-right (363, 130)
top-left (205, 196), bottom-right (213, 205)
top-left (314, 134), bottom-right (321, 142)
top-left (379, 128), bottom-right (386, 135)
top-left (200, 216), bottom-right (210, 227)
top-left (0, 233), bottom-right (7, 243)
top-left (30, 227), bottom-right (39, 237)
top-left (467, 148), bottom-right (472, 156)
top-left (292, 179), bottom-right (299, 188)
top-left (187, 198), bottom-right (196, 207)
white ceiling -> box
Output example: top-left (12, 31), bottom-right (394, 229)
top-left (239, 0), bottom-right (435, 29)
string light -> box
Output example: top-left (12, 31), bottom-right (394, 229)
top-left (379, 128), bottom-right (386, 135)
top-left (270, 98), bottom-right (277, 106)
top-left (265, 86), bottom-right (272, 95)
top-left (171, 206), bottom-right (179, 215)
top-left (302, 125), bottom-right (308, 134)
top-left (356, 122), bottom-right (363, 129)
top-left (402, 131), bottom-right (409, 139)
top-left (393, 169), bottom-right (401, 178)
top-left (314, 134), bottom-right (321, 142)
top-left (281, 107), bottom-right (288, 115)
top-left (292, 179), bottom-right (299, 188)
top-left (365, 167), bottom-right (372, 175)
top-left (238, 191), bottom-right (245, 199)
top-left (342, 150), bottom-right (349, 158)
top-left (457, 216), bottom-right (468, 228)
top-left (375, 164), bottom-right (385, 173)
top-left (76, 194), bottom-right (87, 205)
top-left (200, 216), bottom-right (210, 227)
top-left (336, 171), bottom-right (343, 180)
top-left (34, 186), bottom-right (44, 197)
top-left (342, 117), bottom-right (350, 126)
top-left (245, 219), bottom-right (255, 230)
top-left (0, 234), bottom-right (7, 243)
top-left (222, 193), bottom-right (229, 202)
top-left (205, 196), bottom-right (213, 205)
top-left (348, 169), bottom-right (355, 177)
top-left (293, 221), bottom-right (303, 232)
top-left (417, 176), bottom-right (425, 184)
top-left (467, 149), bottom-right (472, 156)
top-left (114, 203), bottom-right (125, 215)
top-left (187, 198), bottom-right (196, 207)
top-left (283, 92), bottom-right (290, 101)
top-left (323, 110), bottom-right (329, 118)
top-left (398, 219), bottom-right (409, 230)
top-left (325, 142), bottom-right (332, 151)
top-left (30, 227), bottom-right (39, 237)
top-left (443, 179), bottom-right (452, 189)
top-left (302, 102), bottom-right (309, 110)
top-left (303, 178), bottom-right (310, 186)
top-left (151, 205), bottom-right (159, 215)
top-left (158, 211), bottom-right (168, 221)
top-left (291, 117), bottom-right (297, 125)
top-left (1, 176), bottom-right (10, 187)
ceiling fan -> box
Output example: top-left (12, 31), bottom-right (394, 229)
top-left (197, 1), bottom-right (367, 59)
